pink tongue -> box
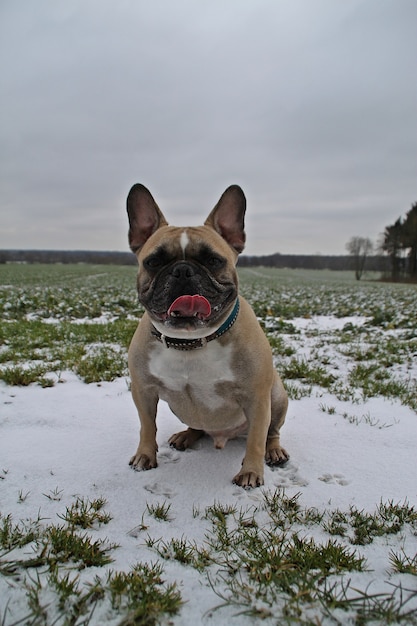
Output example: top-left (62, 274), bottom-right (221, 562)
top-left (168, 295), bottom-right (211, 319)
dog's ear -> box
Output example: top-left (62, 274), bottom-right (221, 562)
top-left (204, 185), bottom-right (246, 254)
top-left (127, 184), bottom-right (168, 253)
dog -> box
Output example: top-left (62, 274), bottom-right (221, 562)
top-left (126, 183), bottom-right (289, 487)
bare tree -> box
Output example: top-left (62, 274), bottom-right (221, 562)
top-left (346, 236), bottom-right (373, 280)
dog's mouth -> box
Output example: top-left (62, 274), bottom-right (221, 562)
top-left (147, 283), bottom-right (237, 333)
top-left (167, 295), bottom-right (211, 321)
top-left (151, 294), bottom-right (214, 332)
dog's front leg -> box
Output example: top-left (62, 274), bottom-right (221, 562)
top-left (129, 380), bottom-right (159, 471)
top-left (233, 396), bottom-right (271, 488)
top-left (265, 371), bottom-right (289, 465)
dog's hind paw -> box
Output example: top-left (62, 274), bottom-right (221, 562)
top-left (168, 428), bottom-right (204, 450)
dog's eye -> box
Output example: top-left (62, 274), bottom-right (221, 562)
top-left (206, 256), bottom-right (225, 269)
top-left (144, 256), bottom-right (163, 269)
top-left (143, 246), bottom-right (171, 270)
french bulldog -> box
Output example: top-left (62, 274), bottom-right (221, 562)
top-left (126, 183), bottom-right (289, 487)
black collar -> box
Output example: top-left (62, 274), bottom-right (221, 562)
top-left (151, 298), bottom-right (240, 350)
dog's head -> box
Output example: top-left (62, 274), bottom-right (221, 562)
top-left (127, 184), bottom-right (246, 338)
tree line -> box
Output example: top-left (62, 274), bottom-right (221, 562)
top-left (0, 250), bottom-right (138, 265)
top-left (381, 202), bottom-right (417, 281)
top-left (346, 202), bottom-right (417, 282)
top-left (0, 248), bottom-right (388, 272)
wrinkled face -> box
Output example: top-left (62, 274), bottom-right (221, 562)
top-left (137, 224), bottom-right (239, 336)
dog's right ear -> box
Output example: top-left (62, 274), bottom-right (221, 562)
top-left (127, 184), bottom-right (168, 253)
top-left (205, 185), bottom-right (246, 254)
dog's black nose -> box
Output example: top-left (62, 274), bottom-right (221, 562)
top-left (172, 262), bottom-right (195, 280)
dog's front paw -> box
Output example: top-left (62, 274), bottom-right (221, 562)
top-left (233, 470), bottom-right (264, 489)
top-left (129, 453), bottom-right (157, 471)
top-left (265, 442), bottom-right (290, 466)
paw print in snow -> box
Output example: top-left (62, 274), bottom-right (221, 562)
top-left (271, 462), bottom-right (309, 488)
top-left (144, 482), bottom-right (177, 498)
top-left (318, 473), bottom-right (350, 486)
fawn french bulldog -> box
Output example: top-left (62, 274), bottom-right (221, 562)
top-left (127, 184), bottom-right (289, 487)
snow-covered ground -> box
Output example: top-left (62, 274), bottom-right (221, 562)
top-left (1, 318), bottom-right (417, 625)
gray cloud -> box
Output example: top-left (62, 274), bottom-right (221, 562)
top-left (1, 0), bottom-right (416, 255)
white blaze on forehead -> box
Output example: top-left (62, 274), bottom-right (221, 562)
top-left (180, 230), bottom-right (189, 257)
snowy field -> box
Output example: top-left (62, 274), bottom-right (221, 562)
top-left (1, 265), bottom-right (417, 625)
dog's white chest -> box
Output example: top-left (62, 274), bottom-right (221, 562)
top-left (148, 340), bottom-right (235, 409)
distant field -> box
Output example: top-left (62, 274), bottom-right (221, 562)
top-left (1, 264), bottom-right (416, 410)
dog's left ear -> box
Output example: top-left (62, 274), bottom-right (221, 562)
top-left (204, 185), bottom-right (246, 254)
top-left (127, 184), bottom-right (168, 253)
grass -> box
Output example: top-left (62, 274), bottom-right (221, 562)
top-left (0, 364), bottom-right (55, 387)
top-left (3, 494), bottom-right (415, 624)
top-left (323, 500), bottom-right (417, 545)
top-left (0, 499), bottom-right (182, 624)
top-left (146, 501), bottom-right (173, 522)
top-left (390, 550), bottom-right (417, 575)
top-left (58, 497), bottom-right (112, 529)
top-left (1, 264), bottom-right (417, 624)
top-left (105, 563), bottom-right (182, 625)
top-left (0, 318), bottom-right (137, 384)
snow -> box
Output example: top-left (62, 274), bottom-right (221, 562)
top-left (290, 315), bottom-right (369, 331)
top-left (1, 325), bottom-right (417, 623)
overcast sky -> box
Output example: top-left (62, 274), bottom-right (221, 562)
top-left (1, 0), bottom-right (416, 256)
